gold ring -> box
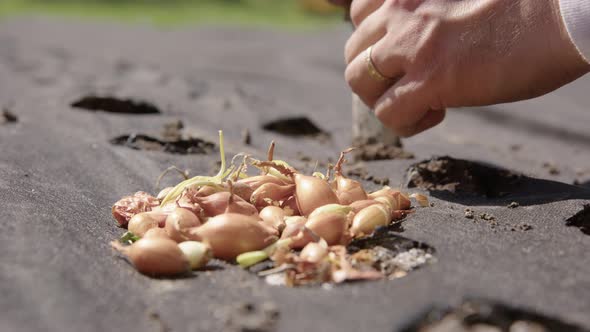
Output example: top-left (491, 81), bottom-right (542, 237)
top-left (365, 45), bottom-right (391, 82)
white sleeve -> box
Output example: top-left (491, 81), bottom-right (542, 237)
top-left (559, 0), bottom-right (590, 62)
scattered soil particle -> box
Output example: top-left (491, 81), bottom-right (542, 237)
top-left (479, 213), bottom-right (496, 221)
top-left (223, 301), bottom-right (279, 332)
top-left (510, 144), bottom-right (522, 151)
top-left (508, 202), bottom-right (520, 209)
top-left (464, 208), bottom-right (475, 219)
top-left (1, 109), bottom-right (18, 124)
top-left (511, 224), bottom-right (533, 232)
top-left (352, 137), bottom-right (414, 161)
top-left (400, 299), bottom-right (588, 332)
top-left (406, 156), bottom-right (522, 198)
top-left (344, 162), bottom-right (391, 186)
top-left (161, 120), bottom-right (184, 141)
top-left (565, 204), bottom-right (590, 235)
top-left (71, 96), bottom-right (161, 114)
top-left (147, 311), bottom-right (171, 332)
top-left (542, 162), bottom-right (560, 176)
top-left (262, 116), bottom-right (328, 137)
top-left (110, 133), bottom-right (214, 155)
top-left (242, 128), bottom-right (252, 145)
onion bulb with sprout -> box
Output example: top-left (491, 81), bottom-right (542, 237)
top-left (250, 183), bottom-right (295, 208)
top-left (178, 241), bottom-right (212, 270)
top-left (259, 206), bottom-right (287, 232)
top-left (159, 131), bottom-right (235, 207)
top-left (165, 207), bottom-right (202, 242)
top-left (157, 187), bottom-right (173, 200)
top-left (127, 211), bottom-right (166, 237)
top-left (185, 213), bottom-right (278, 260)
top-left (112, 191), bottom-right (160, 226)
top-left (111, 237), bottom-right (190, 277)
top-left (350, 204), bottom-right (392, 237)
top-left (236, 238), bottom-right (293, 268)
top-left (294, 173), bottom-right (339, 216)
top-left (331, 148), bottom-right (368, 205)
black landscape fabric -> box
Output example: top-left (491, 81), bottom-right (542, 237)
top-left (0, 18), bottom-right (589, 332)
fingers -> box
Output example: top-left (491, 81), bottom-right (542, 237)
top-left (345, 8), bottom-right (387, 64)
top-left (374, 76), bottom-right (445, 137)
top-left (345, 34), bottom-right (405, 107)
top-left (350, 0), bottom-right (385, 27)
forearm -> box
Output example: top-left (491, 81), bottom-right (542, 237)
top-left (559, 0), bottom-right (590, 62)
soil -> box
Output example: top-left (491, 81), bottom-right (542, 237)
top-left (352, 137), bottom-right (415, 161)
top-left (1, 109), bottom-right (17, 124)
top-left (400, 299), bottom-right (589, 332)
top-left (406, 157), bottom-right (522, 198)
top-left (565, 204), bottom-right (590, 235)
top-left (110, 134), bottom-right (215, 155)
top-left (71, 95), bottom-right (161, 114)
top-left (262, 116), bottom-right (328, 137)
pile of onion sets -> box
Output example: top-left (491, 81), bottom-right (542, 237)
top-left (111, 131), bottom-right (427, 284)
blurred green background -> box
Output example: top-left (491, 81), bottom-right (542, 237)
top-left (0, 0), bottom-right (345, 28)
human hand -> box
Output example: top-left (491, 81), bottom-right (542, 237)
top-left (344, 0), bottom-right (590, 137)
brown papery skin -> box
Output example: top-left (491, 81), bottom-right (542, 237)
top-left (349, 199), bottom-right (379, 214)
top-left (281, 196), bottom-right (300, 216)
top-left (112, 191), bottom-right (160, 226)
top-left (194, 192), bottom-right (258, 217)
top-left (230, 182), bottom-right (254, 202)
top-left (335, 176), bottom-right (368, 205)
top-left (305, 212), bottom-right (349, 246)
top-left (294, 174), bottom-right (339, 217)
top-left (237, 175), bottom-right (290, 191)
top-left (165, 208), bottom-right (202, 242)
top-left (116, 238), bottom-right (190, 277)
top-left (250, 183), bottom-right (295, 208)
top-left (281, 218), bottom-right (315, 249)
top-left (127, 211), bottom-right (167, 237)
top-left (185, 213), bottom-right (278, 260)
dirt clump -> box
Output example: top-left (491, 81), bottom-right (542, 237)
top-left (262, 116), bottom-right (328, 138)
top-left (1, 109), bottom-right (18, 124)
top-left (352, 137), bottom-right (414, 161)
top-left (565, 204), bottom-right (590, 235)
top-left (71, 95), bottom-right (161, 114)
top-left (406, 157), bottom-right (522, 198)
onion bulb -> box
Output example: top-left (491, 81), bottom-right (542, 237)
top-left (305, 212), bottom-right (350, 246)
top-left (294, 174), bottom-right (339, 216)
top-left (194, 191), bottom-right (257, 217)
top-left (127, 211), bottom-right (166, 237)
top-left (111, 238), bottom-right (190, 277)
top-left (350, 204), bottom-right (392, 237)
top-left (143, 228), bottom-right (170, 239)
top-left (165, 208), bottom-right (202, 242)
top-left (349, 199), bottom-right (379, 213)
top-left (250, 183), bottom-right (295, 208)
top-left (299, 242), bottom-right (328, 263)
top-left (185, 213), bottom-right (278, 260)
top-left (259, 206), bottom-right (287, 232)
top-left (178, 241), bottom-right (212, 269)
